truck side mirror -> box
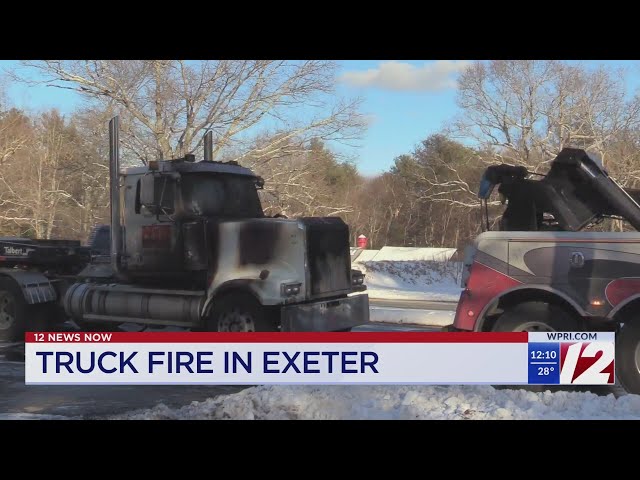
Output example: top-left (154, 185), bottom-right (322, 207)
top-left (478, 176), bottom-right (495, 199)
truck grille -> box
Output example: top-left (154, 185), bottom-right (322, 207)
top-left (301, 217), bottom-right (351, 297)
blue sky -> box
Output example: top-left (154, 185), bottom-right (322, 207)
top-left (2, 60), bottom-right (639, 176)
top-left (337, 60), bottom-right (466, 174)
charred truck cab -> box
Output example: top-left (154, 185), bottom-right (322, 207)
top-left (452, 147), bottom-right (640, 393)
top-left (63, 117), bottom-right (369, 333)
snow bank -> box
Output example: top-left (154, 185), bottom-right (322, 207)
top-left (352, 249), bottom-right (379, 263)
top-left (371, 247), bottom-right (457, 262)
top-left (0, 413), bottom-right (71, 420)
top-left (111, 385), bottom-right (640, 420)
top-left (355, 260), bottom-right (463, 302)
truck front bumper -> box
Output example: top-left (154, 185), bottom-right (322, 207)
top-left (280, 294), bottom-right (370, 332)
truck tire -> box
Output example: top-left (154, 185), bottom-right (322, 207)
top-left (492, 301), bottom-right (579, 393)
top-left (493, 301), bottom-right (580, 332)
top-left (0, 277), bottom-right (48, 342)
top-left (207, 292), bottom-right (279, 332)
top-left (615, 320), bottom-right (640, 395)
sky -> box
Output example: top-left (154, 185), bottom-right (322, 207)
top-left (2, 60), bottom-right (640, 176)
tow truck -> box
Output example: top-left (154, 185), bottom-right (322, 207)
top-left (451, 147), bottom-right (640, 393)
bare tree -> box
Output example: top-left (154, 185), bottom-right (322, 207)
top-left (16, 61), bottom-right (365, 165)
top-left (452, 60), bottom-right (640, 172)
top-left (0, 107), bottom-right (110, 240)
top-left (0, 108), bottom-right (30, 166)
top-left (346, 174), bottom-right (407, 248)
top-left (51, 108), bottom-right (111, 239)
top-left (248, 136), bottom-right (358, 218)
top-left (0, 109), bottom-right (36, 234)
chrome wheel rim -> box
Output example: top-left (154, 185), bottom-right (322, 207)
top-left (513, 321), bottom-right (555, 333)
top-left (218, 308), bottom-right (256, 332)
top-left (634, 341), bottom-right (640, 376)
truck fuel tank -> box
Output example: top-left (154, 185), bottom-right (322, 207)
top-left (64, 283), bottom-right (205, 328)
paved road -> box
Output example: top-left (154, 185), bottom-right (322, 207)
top-left (0, 359), bottom-right (246, 419)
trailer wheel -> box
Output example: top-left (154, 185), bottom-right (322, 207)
top-left (614, 320), bottom-right (640, 395)
top-left (0, 277), bottom-right (32, 342)
top-left (207, 292), bottom-right (278, 332)
top-left (493, 301), bottom-right (579, 332)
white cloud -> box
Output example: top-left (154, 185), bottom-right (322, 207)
top-left (340, 60), bottom-right (471, 92)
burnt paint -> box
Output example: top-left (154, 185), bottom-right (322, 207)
top-left (299, 217), bottom-right (351, 296)
top-left (238, 221), bottom-right (280, 265)
top-left (183, 221), bottom-right (208, 271)
top-left (206, 221), bottom-right (220, 281)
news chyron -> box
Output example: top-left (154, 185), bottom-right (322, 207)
top-left (24, 331), bottom-right (615, 386)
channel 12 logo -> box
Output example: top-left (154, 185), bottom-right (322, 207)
top-left (528, 341), bottom-right (615, 385)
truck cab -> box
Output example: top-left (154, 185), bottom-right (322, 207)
top-left (120, 159), bottom-right (264, 284)
top-left (64, 119), bottom-right (369, 333)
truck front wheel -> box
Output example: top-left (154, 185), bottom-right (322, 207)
top-left (207, 292), bottom-right (279, 332)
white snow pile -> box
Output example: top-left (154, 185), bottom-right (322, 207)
top-left (110, 385), bottom-right (640, 420)
top-left (363, 247), bottom-right (457, 262)
top-left (355, 260), bottom-right (463, 302)
top-left (0, 413), bottom-right (72, 420)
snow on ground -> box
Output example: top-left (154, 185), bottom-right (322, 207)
top-left (368, 247), bottom-right (457, 262)
top-left (110, 385), bottom-right (640, 420)
top-left (351, 249), bottom-right (379, 262)
top-left (355, 259), bottom-right (463, 302)
top-left (0, 413), bottom-right (71, 420)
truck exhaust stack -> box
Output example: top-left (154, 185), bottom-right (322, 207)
top-left (204, 130), bottom-right (213, 162)
top-left (109, 116), bottom-right (122, 274)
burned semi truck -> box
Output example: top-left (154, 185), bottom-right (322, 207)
top-left (452, 147), bottom-right (640, 393)
top-left (0, 116), bottom-right (370, 342)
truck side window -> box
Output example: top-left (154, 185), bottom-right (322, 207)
top-left (155, 176), bottom-right (175, 215)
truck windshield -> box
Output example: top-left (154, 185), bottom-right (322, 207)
top-left (180, 173), bottom-right (264, 218)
